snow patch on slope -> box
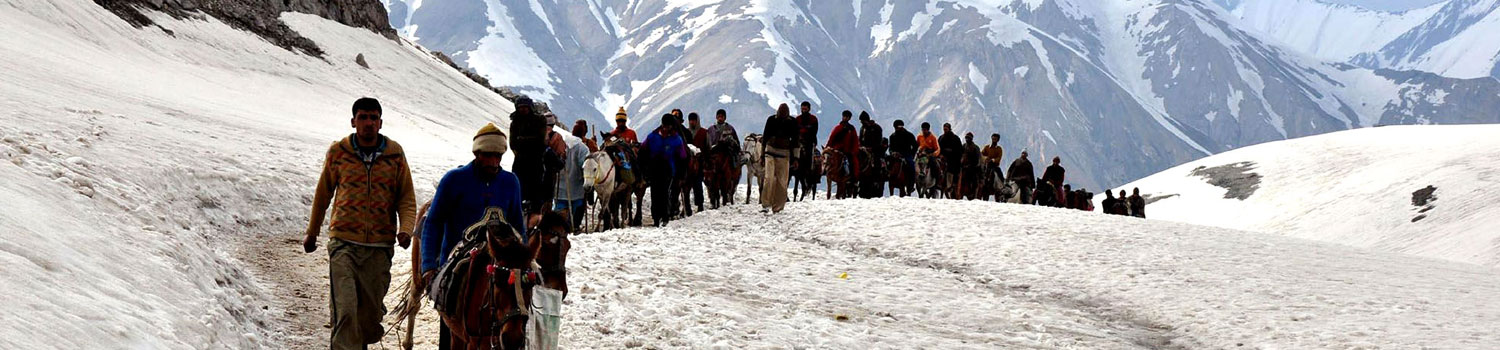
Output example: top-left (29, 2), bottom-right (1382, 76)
top-left (468, 0), bottom-right (559, 100)
top-left (1119, 125), bottom-right (1500, 267)
top-left (968, 62), bottom-right (990, 94)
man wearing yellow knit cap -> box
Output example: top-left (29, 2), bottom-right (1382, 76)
top-left (302, 97), bottom-right (418, 350)
top-left (419, 122), bottom-right (526, 349)
top-left (610, 107), bottom-right (639, 143)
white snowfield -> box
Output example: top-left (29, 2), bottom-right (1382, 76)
top-left (5, 1), bottom-right (1500, 349)
top-left (0, 0), bottom-right (511, 348)
top-left (541, 200), bottom-right (1500, 349)
top-left (1115, 125), bottom-right (1500, 268)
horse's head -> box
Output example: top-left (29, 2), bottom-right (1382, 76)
top-left (467, 208), bottom-right (532, 270)
top-left (582, 151), bottom-right (613, 190)
top-left (529, 210), bottom-right (572, 297)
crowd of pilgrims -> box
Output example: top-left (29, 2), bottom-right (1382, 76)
top-left (529, 99), bottom-right (1148, 228)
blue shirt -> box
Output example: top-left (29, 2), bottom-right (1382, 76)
top-left (420, 162), bottom-right (526, 272)
top-left (643, 129), bottom-right (687, 176)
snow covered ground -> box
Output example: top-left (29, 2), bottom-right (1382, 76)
top-left (1113, 125), bottom-right (1500, 267)
top-left (0, 0), bottom-right (510, 348)
top-left (7, 1), bottom-right (1500, 349)
top-left (385, 199), bottom-right (1500, 349)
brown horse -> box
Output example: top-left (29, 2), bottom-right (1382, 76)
top-left (886, 153), bottom-right (913, 197)
top-left (956, 165), bottom-right (981, 200)
top-left (703, 143), bottom-right (741, 209)
top-left (529, 211), bottom-right (571, 299)
top-left (790, 146), bottom-right (822, 201)
top-left (425, 207), bottom-right (539, 350)
top-left (822, 146), bottom-right (853, 199)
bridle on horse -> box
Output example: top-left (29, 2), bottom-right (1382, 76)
top-left (587, 153), bottom-right (615, 186)
top-left (462, 208), bottom-right (539, 341)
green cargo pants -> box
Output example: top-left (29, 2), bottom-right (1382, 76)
top-left (327, 239), bottom-right (393, 350)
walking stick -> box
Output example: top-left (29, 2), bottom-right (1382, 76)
top-left (402, 202), bottom-right (430, 350)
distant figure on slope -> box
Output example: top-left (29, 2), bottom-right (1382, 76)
top-left (1129, 188), bottom-right (1146, 218)
top-left (938, 123), bottom-right (964, 197)
top-left (642, 114), bottom-right (687, 226)
top-left (761, 103), bottom-right (799, 213)
top-left (302, 97), bottom-right (417, 350)
top-left (1042, 156), bottom-right (1066, 208)
top-left (1102, 190), bottom-right (1119, 215)
top-left (795, 101), bottom-right (820, 197)
top-left (555, 120), bottom-right (596, 230)
top-left (683, 112), bottom-right (710, 215)
top-left (826, 111), bottom-right (861, 199)
top-left (858, 111), bottom-right (885, 198)
top-left (705, 109), bottom-right (741, 208)
top-left (1110, 190), bottom-right (1130, 215)
top-left (888, 120), bottom-right (918, 183)
top-left (509, 97), bottom-right (561, 216)
top-left (1007, 151), bottom-right (1036, 204)
top-left (981, 133), bottom-right (1004, 181)
top-left (960, 132), bottom-right (982, 199)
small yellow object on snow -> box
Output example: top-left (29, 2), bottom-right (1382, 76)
top-left (837, 272), bottom-right (848, 279)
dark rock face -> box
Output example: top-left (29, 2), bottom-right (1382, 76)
top-left (1190, 162), bottom-right (1261, 200)
top-left (93, 0), bottom-right (394, 57)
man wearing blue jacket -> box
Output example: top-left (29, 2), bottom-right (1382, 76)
top-left (642, 114), bottom-right (687, 227)
top-left (419, 122), bottom-right (526, 349)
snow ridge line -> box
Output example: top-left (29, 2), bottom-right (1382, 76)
top-left (768, 207), bottom-right (1187, 350)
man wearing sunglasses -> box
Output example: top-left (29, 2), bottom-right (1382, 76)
top-left (302, 97), bottom-right (418, 350)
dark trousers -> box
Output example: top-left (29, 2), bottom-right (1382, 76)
top-left (651, 179), bottom-right (672, 226)
top-left (688, 176), bottom-right (704, 211)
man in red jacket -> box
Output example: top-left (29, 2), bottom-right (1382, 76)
top-left (826, 110), bottom-right (861, 197)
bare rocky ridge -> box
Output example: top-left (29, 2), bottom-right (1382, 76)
top-left (1189, 162), bottom-right (1261, 200)
top-left (94, 0), bottom-right (395, 57)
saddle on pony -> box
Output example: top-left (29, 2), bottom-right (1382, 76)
top-left (603, 140), bottom-right (639, 185)
top-left (430, 208), bottom-right (538, 337)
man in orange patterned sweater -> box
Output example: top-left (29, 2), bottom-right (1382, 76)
top-left (302, 97), bottom-right (418, 350)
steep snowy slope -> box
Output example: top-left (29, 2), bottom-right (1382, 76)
top-left (1352, 0), bottom-right (1500, 79)
top-left (385, 199), bottom-right (1500, 349)
top-left (1228, 0), bottom-right (1443, 62)
top-left (1113, 125), bottom-right (1500, 267)
top-left (1229, 0), bottom-right (1500, 80)
top-left (0, 0), bottom-right (512, 348)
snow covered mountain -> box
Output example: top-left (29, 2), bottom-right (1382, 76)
top-left (1227, 0), bottom-right (1500, 79)
top-left (7, 1), bottom-right (1500, 349)
top-left (385, 0), bottom-right (1500, 190)
top-left (1226, 0), bottom-right (1444, 62)
top-left (0, 0), bottom-right (513, 347)
top-left (1113, 124), bottom-right (1500, 267)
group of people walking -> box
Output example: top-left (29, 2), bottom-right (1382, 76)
top-left (301, 97), bottom-right (587, 349)
top-left (297, 97), bottom-right (1151, 349)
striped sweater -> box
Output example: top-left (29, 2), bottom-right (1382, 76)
top-left (305, 135), bottom-right (417, 245)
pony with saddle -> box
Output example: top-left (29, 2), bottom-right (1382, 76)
top-left (914, 153), bottom-right (944, 199)
top-left (791, 145), bottom-right (822, 201)
top-left (394, 207), bottom-right (572, 350)
top-left (822, 146), bottom-right (854, 199)
top-left (886, 152), bottom-right (914, 197)
top-left (596, 135), bottom-right (648, 227)
top-left (703, 139), bottom-right (742, 209)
